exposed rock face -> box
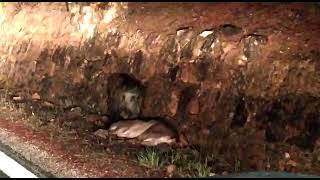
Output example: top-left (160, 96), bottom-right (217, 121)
top-left (0, 2), bottom-right (320, 165)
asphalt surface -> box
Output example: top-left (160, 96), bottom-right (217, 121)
top-left (0, 140), bottom-right (55, 178)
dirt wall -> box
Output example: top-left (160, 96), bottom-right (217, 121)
top-left (0, 2), bottom-right (320, 160)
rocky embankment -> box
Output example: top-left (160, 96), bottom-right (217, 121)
top-left (0, 2), bottom-right (319, 171)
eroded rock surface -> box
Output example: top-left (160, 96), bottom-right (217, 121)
top-left (0, 2), bottom-right (319, 170)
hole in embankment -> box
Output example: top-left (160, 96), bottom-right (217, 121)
top-left (105, 73), bottom-right (180, 147)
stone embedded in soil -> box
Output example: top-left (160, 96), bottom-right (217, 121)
top-left (31, 93), bottom-right (41, 100)
top-left (12, 96), bottom-right (22, 101)
top-left (166, 164), bottom-right (176, 175)
top-left (200, 30), bottom-right (214, 38)
top-left (94, 129), bottom-right (109, 139)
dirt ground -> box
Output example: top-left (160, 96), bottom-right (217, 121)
top-left (0, 94), bottom-right (167, 177)
top-left (0, 92), bottom-right (319, 177)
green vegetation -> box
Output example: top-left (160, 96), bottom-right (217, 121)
top-left (136, 147), bottom-right (213, 177)
top-left (137, 147), bottom-right (162, 168)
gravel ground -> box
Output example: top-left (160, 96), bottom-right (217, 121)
top-left (0, 127), bottom-right (87, 178)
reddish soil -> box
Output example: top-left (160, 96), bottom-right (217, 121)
top-left (0, 2), bottom-right (320, 178)
top-left (0, 115), bottom-right (164, 178)
top-left (0, 98), bottom-right (320, 177)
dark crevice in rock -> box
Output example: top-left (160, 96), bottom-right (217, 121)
top-left (168, 65), bottom-right (180, 82)
top-left (159, 36), bottom-right (179, 64)
top-left (220, 24), bottom-right (243, 37)
top-left (39, 76), bottom-right (53, 96)
top-left (265, 122), bottom-right (286, 143)
top-left (230, 96), bottom-right (248, 128)
top-left (176, 85), bottom-right (199, 125)
top-left (131, 50), bottom-right (144, 75)
top-left (196, 59), bottom-right (210, 81)
top-left (176, 27), bottom-right (192, 33)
